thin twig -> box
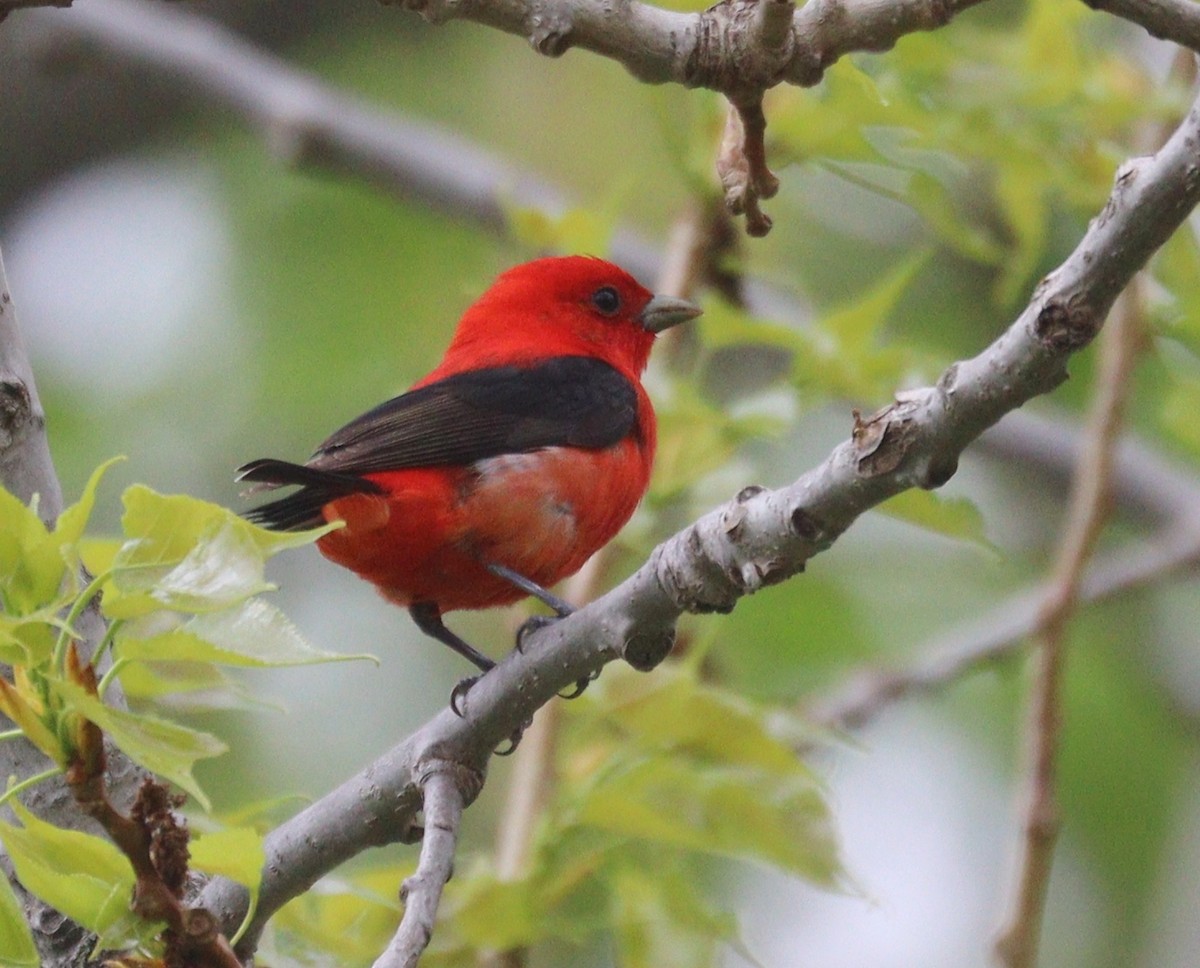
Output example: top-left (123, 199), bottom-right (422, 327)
top-left (806, 518), bottom-right (1200, 734)
top-left (993, 287), bottom-right (1147, 968)
top-left (374, 763), bottom-right (470, 968)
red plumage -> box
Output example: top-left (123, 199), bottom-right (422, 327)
top-left (239, 256), bottom-right (700, 673)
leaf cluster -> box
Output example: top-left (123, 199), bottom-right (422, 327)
top-left (0, 462), bottom-right (363, 962)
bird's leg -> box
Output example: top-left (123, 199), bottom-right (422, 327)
top-left (483, 562), bottom-right (597, 700)
top-left (408, 603), bottom-right (532, 750)
top-left (484, 562), bottom-right (574, 617)
top-left (409, 603), bottom-right (495, 717)
top-left (409, 602), bottom-right (496, 670)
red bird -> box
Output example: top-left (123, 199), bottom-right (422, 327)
top-left (238, 256), bottom-right (700, 699)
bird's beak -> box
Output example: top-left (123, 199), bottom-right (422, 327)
top-left (640, 294), bottom-right (703, 333)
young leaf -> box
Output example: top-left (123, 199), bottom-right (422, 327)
top-left (584, 666), bottom-right (813, 775)
top-left (53, 456), bottom-right (125, 558)
top-left (53, 680), bottom-right (226, 809)
top-left (610, 860), bottom-right (740, 968)
top-left (108, 487), bottom-right (337, 617)
top-left (877, 489), bottom-right (993, 549)
top-left (190, 826), bottom-right (265, 944)
top-left (0, 607), bottom-right (61, 667)
top-left (0, 861), bottom-right (39, 967)
top-left (0, 486), bottom-right (67, 616)
top-left (0, 676), bottom-right (66, 766)
top-left (189, 826), bottom-right (265, 889)
top-left (0, 801), bottom-right (136, 939)
top-left (115, 598), bottom-right (375, 668)
top-left (572, 756), bottom-right (841, 886)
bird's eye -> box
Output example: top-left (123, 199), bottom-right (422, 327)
top-left (591, 286), bottom-right (621, 317)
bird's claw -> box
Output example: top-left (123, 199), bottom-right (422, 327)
top-left (558, 668), bottom-right (600, 700)
top-left (450, 674), bottom-right (482, 717)
top-left (494, 716), bottom-right (533, 756)
top-left (515, 613), bottom-right (558, 652)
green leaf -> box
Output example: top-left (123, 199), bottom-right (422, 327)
top-left (0, 486), bottom-right (67, 616)
top-left (587, 666), bottom-right (813, 775)
top-left (190, 826), bottom-right (266, 887)
top-left (0, 800), bottom-right (135, 938)
top-left (115, 598), bottom-right (376, 668)
top-left (54, 680), bottom-right (226, 809)
top-left (651, 385), bottom-right (784, 504)
top-left (108, 487), bottom-right (337, 617)
top-left (610, 860), bottom-right (742, 968)
top-left (271, 868), bottom-right (407, 963)
top-left (190, 826), bottom-right (265, 943)
top-left (877, 489), bottom-right (993, 549)
top-left (53, 456), bottom-right (125, 557)
top-left (0, 607), bottom-right (61, 666)
top-left (113, 661), bottom-right (251, 706)
top-left (791, 254), bottom-right (927, 400)
top-left (821, 251), bottom-right (928, 346)
top-left (697, 299), bottom-right (806, 354)
top-left (573, 756), bottom-right (840, 885)
top-left (0, 859), bottom-right (39, 966)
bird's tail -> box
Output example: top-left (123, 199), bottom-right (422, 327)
top-left (236, 458), bottom-right (383, 532)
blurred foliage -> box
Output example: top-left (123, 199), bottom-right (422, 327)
top-left (5, 0), bottom-right (1200, 965)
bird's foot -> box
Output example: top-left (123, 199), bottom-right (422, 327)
top-left (449, 675), bottom-right (531, 755)
top-left (449, 674), bottom-right (482, 718)
top-left (557, 668), bottom-right (600, 700)
top-left (494, 716), bottom-right (534, 756)
top-left (514, 613), bottom-right (597, 699)
top-left (515, 613), bottom-right (558, 651)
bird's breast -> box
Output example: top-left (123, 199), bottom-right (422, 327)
top-left (316, 439), bottom-right (653, 612)
top-left (457, 441), bottom-right (651, 580)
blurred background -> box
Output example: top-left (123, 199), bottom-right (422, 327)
top-left (3, 0), bottom-right (1200, 965)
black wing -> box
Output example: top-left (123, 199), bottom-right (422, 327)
top-left (238, 356), bottom-right (639, 531)
top-left (308, 355), bottom-right (640, 474)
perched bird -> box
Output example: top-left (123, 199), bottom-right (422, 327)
top-left (238, 256), bottom-right (700, 703)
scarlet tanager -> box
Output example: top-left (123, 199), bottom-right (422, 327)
top-left (238, 256), bottom-right (700, 699)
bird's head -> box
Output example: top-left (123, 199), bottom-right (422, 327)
top-left (440, 256), bottom-right (701, 378)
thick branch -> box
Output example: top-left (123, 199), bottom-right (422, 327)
top-left (38, 0), bottom-right (989, 236)
top-left (1081, 0), bottom-right (1200, 53)
top-left (0, 248), bottom-right (62, 522)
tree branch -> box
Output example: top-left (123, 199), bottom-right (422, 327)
top-left (1080, 0), bottom-right (1200, 53)
top-left (994, 287), bottom-right (1146, 968)
top-left (0, 246), bottom-right (61, 522)
top-left (373, 762), bottom-right (475, 968)
top-left (36, 0), bottom-right (990, 235)
top-left (806, 517), bottom-right (1200, 734)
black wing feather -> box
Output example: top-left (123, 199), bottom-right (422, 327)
top-left (308, 356), bottom-right (638, 474)
top-left (239, 356), bottom-right (639, 531)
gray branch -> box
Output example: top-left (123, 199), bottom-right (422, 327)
top-left (195, 81), bottom-right (1200, 958)
top-left (808, 515), bottom-right (1200, 736)
top-left (1080, 0), bottom-right (1200, 53)
top-left (0, 248), bottom-right (62, 522)
top-left (372, 763), bottom-right (475, 968)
